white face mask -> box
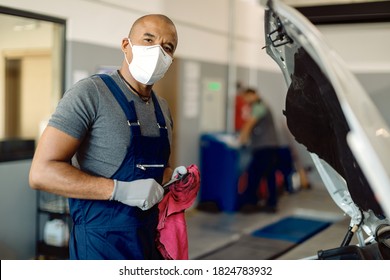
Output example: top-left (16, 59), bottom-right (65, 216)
top-left (125, 39), bottom-right (173, 85)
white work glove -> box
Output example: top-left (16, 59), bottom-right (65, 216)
top-left (172, 166), bottom-right (187, 179)
top-left (110, 178), bottom-right (164, 210)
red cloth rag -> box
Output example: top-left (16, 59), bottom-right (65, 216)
top-left (156, 164), bottom-right (201, 260)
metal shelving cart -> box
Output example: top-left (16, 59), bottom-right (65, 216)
top-left (35, 191), bottom-right (71, 259)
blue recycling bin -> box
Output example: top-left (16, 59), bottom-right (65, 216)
top-left (198, 133), bottom-right (250, 212)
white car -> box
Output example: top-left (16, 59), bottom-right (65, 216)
top-left (263, 0), bottom-right (390, 259)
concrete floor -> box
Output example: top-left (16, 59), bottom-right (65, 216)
top-left (185, 183), bottom-right (357, 260)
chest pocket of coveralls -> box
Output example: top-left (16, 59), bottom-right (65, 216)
top-left (100, 74), bottom-right (171, 184)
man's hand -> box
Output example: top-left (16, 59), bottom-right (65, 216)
top-left (110, 178), bottom-right (164, 210)
top-left (171, 166), bottom-right (187, 179)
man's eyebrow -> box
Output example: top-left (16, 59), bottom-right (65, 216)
top-left (143, 32), bottom-right (155, 38)
top-left (165, 42), bottom-right (175, 51)
top-left (143, 32), bottom-right (175, 51)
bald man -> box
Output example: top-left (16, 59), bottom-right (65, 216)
top-left (29, 14), bottom-right (181, 259)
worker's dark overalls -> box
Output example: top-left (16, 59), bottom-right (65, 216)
top-left (68, 74), bottom-right (170, 259)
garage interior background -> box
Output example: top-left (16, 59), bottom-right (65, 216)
top-left (0, 0), bottom-right (389, 259)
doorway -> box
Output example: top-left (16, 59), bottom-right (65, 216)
top-left (0, 7), bottom-right (66, 143)
top-left (4, 51), bottom-right (52, 139)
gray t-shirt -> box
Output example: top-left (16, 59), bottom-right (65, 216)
top-left (48, 71), bottom-right (173, 178)
top-left (249, 101), bottom-right (279, 150)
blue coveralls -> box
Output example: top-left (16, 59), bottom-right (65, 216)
top-left (68, 74), bottom-right (170, 259)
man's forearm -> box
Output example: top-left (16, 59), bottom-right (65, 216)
top-left (29, 160), bottom-right (114, 200)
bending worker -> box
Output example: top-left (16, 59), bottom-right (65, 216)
top-left (29, 14), bottom-right (185, 259)
top-left (238, 88), bottom-right (280, 213)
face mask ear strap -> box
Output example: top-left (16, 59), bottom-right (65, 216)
top-left (124, 53), bottom-right (131, 65)
top-left (127, 38), bottom-right (133, 48)
top-left (123, 38), bottom-right (132, 65)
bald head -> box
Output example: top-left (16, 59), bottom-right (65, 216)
top-left (120, 13), bottom-right (178, 88)
top-left (129, 14), bottom-right (175, 35)
top-left (128, 14), bottom-right (178, 53)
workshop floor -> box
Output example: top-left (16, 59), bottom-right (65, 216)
top-left (185, 182), bottom-right (355, 260)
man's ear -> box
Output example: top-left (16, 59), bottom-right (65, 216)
top-left (121, 38), bottom-right (130, 52)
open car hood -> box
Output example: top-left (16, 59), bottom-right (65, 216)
top-left (262, 0), bottom-right (390, 259)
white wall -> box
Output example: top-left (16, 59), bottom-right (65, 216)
top-left (0, 0), bottom-right (275, 138)
top-left (2, 0), bottom-right (389, 160)
top-left (1, 0), bottom-right (389, 104)
top-left (2, 0), bottom-right (389, 167)
top-left (0, 0), bottom-right (278, 70)
top-left (317, 22), bottom-right (390, 129)
top-left (318, 22), bottom-right (390, 73)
